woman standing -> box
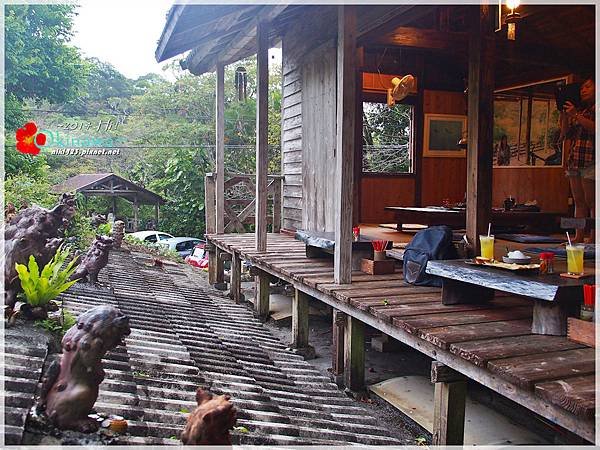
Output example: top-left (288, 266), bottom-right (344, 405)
top-left (562, 77), bottom-right (595, 242)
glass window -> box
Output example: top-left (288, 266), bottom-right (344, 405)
top-left (145, 234), bottom-right (157, 243)
top-left (362, 102), bottom-right (413, 174)
top-left (157, 233), bottom-right (171, 241)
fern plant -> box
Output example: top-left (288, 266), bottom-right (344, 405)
top-left (15, 245), bottom-right (80, 307)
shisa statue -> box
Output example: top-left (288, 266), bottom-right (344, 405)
top-left (180, 389), bottom-right (237, 445)
top-left (39, 305), bottom-right (130, 431)
top-left (69, 235), bottom-right (114, 284)
top-left (112, 220), bottom-right (125, 249)
top-left (4, 193), bottom-right (76, 309)
top-left (90, 212), bottom-right (107, 229)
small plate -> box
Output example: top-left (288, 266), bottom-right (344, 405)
top-left (502, 256), bottom-right (532, 264)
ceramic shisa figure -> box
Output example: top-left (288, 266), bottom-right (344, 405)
top-left (112, 220), bottom-right (125, 249)
top-left (4, 193), bottom-right (77, 310)
top-left (5, 202), bottom-right (17, 223)
top-left (69, 235), bottom-right (114, 284)
top-left (38, 305), bottom-right (130, 431)
top-left (180, 389), bottom-right (237, 445)
top-left (90, 213), bottom-right (107, 229)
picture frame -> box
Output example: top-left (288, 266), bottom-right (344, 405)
top-left (423, 113), bottom-right (467, 158)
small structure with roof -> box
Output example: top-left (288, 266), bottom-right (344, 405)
top-left (52, 173), bottom-right (165, 231)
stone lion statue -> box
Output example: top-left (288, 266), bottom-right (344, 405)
top-left (180, 389), bottom-right (237, 445)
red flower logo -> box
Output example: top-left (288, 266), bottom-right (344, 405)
top-left (15, 122), bottom-right (46, 155)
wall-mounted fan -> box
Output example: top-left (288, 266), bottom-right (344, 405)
top-left (387, 74), bottom-right (416, 107)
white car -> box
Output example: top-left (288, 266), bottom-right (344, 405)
top-left (159, 237), bottom-right (204, 257)
top-left (127, 230), bottom-right (174, 244)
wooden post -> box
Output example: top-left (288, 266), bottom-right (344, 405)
top-left (255, 20), bottom-right (269, 251)
top-left (255, 269), bottom-right (270, 320)
top-left (112, 197), bottom-right (117, 217)
top-left (466, 4), bottom-right (494, 256)
top-left (291, 289), bottom-right (314, 358)
top-left (214, 251), bottom-right (227, 290)
top-left (132, 196), bottom-right (139, 232)
top-left (216, 64), bottom-right (225, 234)
top-left (205, 173), bottom-right (216, 234)
top-left (332, 309), bottom-right (346, 385)
top-left (344, 314), bottom-right (365, 392)
top-left (207, 243), bottom-right (217, 285)
top-left (272, 177), bottom-right (282, 233)
top-left (229, 252), bottom-right (242, 303)
top-left (334, 5), bottom-right (357, 284)
top-left (431, 361), bottom-right (468, 445)
top-left (154, 203), bottom-right (160, 228)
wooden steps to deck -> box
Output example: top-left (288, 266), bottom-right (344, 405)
top-left (206, 233), bottom-right (595, 442)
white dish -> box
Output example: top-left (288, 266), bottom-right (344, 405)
top-left (502, 256), bottom-right (532, 265)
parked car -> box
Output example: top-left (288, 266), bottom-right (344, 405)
top-left (185, 243), bottom-right (209, 269)
top-left (160, 237), bottom-right (205, 257)
top-left (127, 230), bottom-right (174, 244)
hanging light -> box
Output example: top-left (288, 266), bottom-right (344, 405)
top-left (505, 0), bottom-right (521, 41)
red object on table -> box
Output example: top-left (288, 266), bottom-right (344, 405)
top-left (352, 226), bottom-right (360, 241)
top-left (583, 284), bottom-right (595, 306)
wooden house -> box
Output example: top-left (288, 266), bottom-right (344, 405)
top-left (156, 4), bottom-right (595, 444)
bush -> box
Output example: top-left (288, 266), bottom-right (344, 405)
top-left (64, 211), bottom-right (96, 250)
top-left (16, 245), bottom-right (80, 307)
top-left (5, 173), bottom-right (57, 209)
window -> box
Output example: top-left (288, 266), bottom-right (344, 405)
top-left (145, 234), bottom-right (157, 243)
top-left (157, 233), bottom-right (172, 241)
top-left (362, 102), bottom-right (413, 174)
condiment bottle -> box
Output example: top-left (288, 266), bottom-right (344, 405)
top-left (581, 284), bottom-right (595, 321)
top-left (539, 252), bottom-right (555, 274)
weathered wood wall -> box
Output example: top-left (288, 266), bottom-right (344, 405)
top-left (280, 7), bottom-right (337, 231)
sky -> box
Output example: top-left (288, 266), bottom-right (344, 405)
top-left (71, 0), bottom-right (282, 81)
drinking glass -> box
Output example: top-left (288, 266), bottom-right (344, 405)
top-left (566, 244), bottom-right (585, 275)
top-left (479, 235), bottom-right (495, 260)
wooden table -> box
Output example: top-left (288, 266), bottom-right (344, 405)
top-left (295, 229), bottom-right (390, 270)
top-left (384, 206), bottom-right (561, 232)
top-left (426, 259), bottom-right (594, 336)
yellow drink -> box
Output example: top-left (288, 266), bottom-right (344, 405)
top-left (566, 245), bottom-right (585, 275)
top-left (479, 235), bottom-right (495, 260)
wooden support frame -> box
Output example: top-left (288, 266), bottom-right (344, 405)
top-left (204, 173), bottom-right (216, 235)
top-left (431, 361), bottom-right (467, 445)
top-left (255, 268), bottom-right (270, 320)
top-left (334, 5), bottom-right (357, 284)
top-left (466, 5), bottom-right (494, 255)
top-left (214, 250), bottom-right (227, 290)
top-left (344, 314), bottom-right (365, 392)
top-left (291, 289), bottom-right (314, 358)
top-left (132, 196), bottom-right (139, 232)
top-left (216, 64), bottom-right (225, 234)
top-left (208, 249), bottom-right (217, 285)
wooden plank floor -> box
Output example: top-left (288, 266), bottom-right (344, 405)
top-left (207, 232), bottom-right (595, 440)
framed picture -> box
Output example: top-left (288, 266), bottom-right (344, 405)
top-left (423, 113), bottom-right (467, 157)
top-left (493, 77), bottom-right (569, 168)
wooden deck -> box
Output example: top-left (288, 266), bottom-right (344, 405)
top-left (206, 232), bottom-right (594, 443)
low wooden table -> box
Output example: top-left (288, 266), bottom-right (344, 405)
top-left (294, 230), bottom-right (389, 270)
top-left (384, 206), bottom-right (561, 232)
top-left (426, 260), bottom-right (593, 336)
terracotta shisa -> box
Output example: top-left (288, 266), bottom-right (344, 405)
top-left (39, 305), bottom-right (130, 431)
top-left (4, 193), bottom-right (76, 309)
top-left (180, 389), bottom-right (237, 445)
top-left (69, 235), bottom-right (114, 284)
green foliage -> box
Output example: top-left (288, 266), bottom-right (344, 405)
top-left (64, 211), bottom-right (96, 250)
top-left (15, 245), bottom-right (80, 307)
top-left (35, 310), bottom-right (76, 336)
top-left (5, 173), bottom-right (57, 209)
top-left (97, 222), bottom-right (112, 235)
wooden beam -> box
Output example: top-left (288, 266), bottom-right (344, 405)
top-left (292, 289), bottom-right (310, 350)
top-left (255, 20), bottom-right (269, 252)
top-left (204, 173), bottom-right (216, 234)
top-left (432, 373), bottom-right (467, 445)
top-left (332, 309), bottom-right (346, 384)
top-left (366, 26), bottom-right (467, 51)
top-left (334, 5), bottom-right (357, 284)
top-left (154, 203), bottom-right (159, 227)
top-left (229, 252), bottom-right (242, 303)
top-left (215, 64), bottom-right (225, 234)
top-left (344, 314), bottom-right (365, 392)
top-left (255, 269), bottom-right (270, 320)
top-left (358, 5), bottom-right (437, 44)
top-left (132, 197), bottom-right (139, 232)
top-left (466, 5), bottom-right (494, 256)
top-left (214, 250), bottom-right (227, 290)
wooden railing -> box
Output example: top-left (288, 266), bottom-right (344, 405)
top-left (205, 173), bottom-right (282, 234)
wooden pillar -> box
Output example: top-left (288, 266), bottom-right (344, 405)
top-left (205, 173), bottom-right (216, 235)
top-left (214, 250), bottom-right (227, 290)
top-left (255, 20), bottom-right (269, 251)
top-left (207, 243), bottom-right (217, 285)
top-left (466, 4), bottom-right (494, 256)
top-left (343, 315), bottom-right (364, 392)
top-left (272, 177), bottom-right (282, 233)
top-left (332, 309), bottom-right (346, 385)
top-left (112, 196), bottom-right (117, 217)
top-left (334, 5), bottom-right (357, 284)
top-left (154, 203), bottom-right (160, 227)
top-left (216, 64), bottom-right (225, 234)
top-left (291, 289), bottom-right (314, 357)
top-left (255, 269), bottom-right (270, 320)
top-left (431, 361), bottom-right (467, 445)
top-left (229, 252), bottom-right (242, 303)
top-left (132, 196), bottom-right (139, 232)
